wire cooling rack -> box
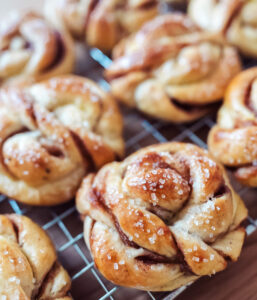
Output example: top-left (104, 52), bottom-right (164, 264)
top-left (0, 45), bottom-right (257, 300)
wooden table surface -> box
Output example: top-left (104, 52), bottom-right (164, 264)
top-left (1, 1), bottom-right (257, 300)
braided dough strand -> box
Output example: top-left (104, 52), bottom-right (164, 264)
top-left (0, 11), bottom-right (74, 86)
top-left (44, 0), bottom-right (158, 51)
top-left (0, 214), bottom-right (71, 299)
top-left (208, 67), bottom-right (257, 186)
top-left (106, 14), bottom-right (242, 123)
top-left (0, 75), bottom-right (124, 205)
top-left (188, 0), bottom-right (257, 58)
top-left (77, 142), bottom-right (247, 291)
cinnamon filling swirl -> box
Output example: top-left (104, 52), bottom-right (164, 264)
top-left (170, 98), bottom-right (219, 113)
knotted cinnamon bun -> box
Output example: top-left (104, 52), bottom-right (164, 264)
top-left (44, 0), bottom-right (158, 52)
top-left (208, 67), bottom-right (257, 187)
top-left (0, 75), bottom-right (124, 206)
top-left (188, 0), bottom-right (257, 58)
top-left (0, 214), bottom-right (71, 299)
top-left (0, 11), bottom-right (74, 86)
top-left (76, 142), bottom-right (247, 291)
top-left (106, 14), bottom-right (242, 123)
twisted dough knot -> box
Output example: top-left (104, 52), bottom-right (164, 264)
top-left (188, 0), bottom-right (257, 58)
top-left (0, 11), bottom-right (74, 86)
top-left (76, 143), bottom-right (247, 291)
top-left (0, 75), bottom-right (124, 205)
top-left (44, 0), bottom-right (158, 51)
top-left (106, 14), bottom-right (241, 123)
top-left (208, 67), bottom-right (257, 187)
top-left (0, 214), bottom-right (71, 299)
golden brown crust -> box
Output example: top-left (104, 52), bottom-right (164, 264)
top-left (0, 11), bottom-right (74, 87)
top-left (76, 142), bottom-right (247, 291)
top-left (44, 0), bottom-right (158, 52)
top-left (0, 214), bottom-right (71, 299)
top-left (0, 75), bottom-right (124, 206)
top-left (188, 0), bottom-right (257, 58)
top-left (208, 67), bottom-right (257, 187)
top-left (106, 14), bottom-right (242, 123)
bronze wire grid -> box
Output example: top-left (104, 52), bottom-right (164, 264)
top-left (0, 45), bottom-right (257, 300)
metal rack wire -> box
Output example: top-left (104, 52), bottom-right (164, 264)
top-left (0, 47), bottom-right (256, 300)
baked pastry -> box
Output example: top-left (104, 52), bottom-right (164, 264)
top-left (0, 75), bottom-right (124, 206)
top-left (0, 11), bottom-right (74, 87)
top-left (44, 0), bottom-right (159, 52)
top-left (76, 142), bottom-right (247, 291)
top-left (106, 14), bottom-right (242, 123)
top-left (188, 0), bottom-right (257, 58)
top-left (0, 214), bottom-right (71, 299)
top-left (208, 67), bottom-right (257, 187)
